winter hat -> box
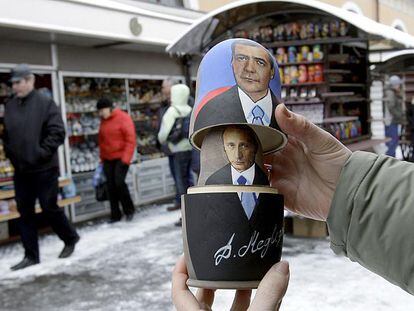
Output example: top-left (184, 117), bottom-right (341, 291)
top-left (171, 84), bottom-right (190, 107)
top-left (10, 64), bottom-right (33, 82)
top-left (96, 98), bottom-right (113, 110)
top-left (389, 75), bottom-right (403, 87)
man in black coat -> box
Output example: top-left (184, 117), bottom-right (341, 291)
top-left (4, 64), bottom-right (79, 271)
top-left (194, 40), bottom-right (281, 134)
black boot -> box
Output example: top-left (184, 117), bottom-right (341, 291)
top-left (58, 235), bottom-right (80, 259)
top-left (125, 213), bottom-right (134, 222)
top-left (10, 257), bottom-right (40, 271)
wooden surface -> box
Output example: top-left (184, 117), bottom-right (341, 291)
top-left (0, 196), bottom-right (81, 222)
top-left (0, 178), bottom-right (72, 200)
top-left (346, 138), bottom-right (389, 152)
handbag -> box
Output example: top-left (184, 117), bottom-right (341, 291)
top-left (95, 182), bottom-right (108, 202)
top-left (93, 164), bottom-right (108, 201)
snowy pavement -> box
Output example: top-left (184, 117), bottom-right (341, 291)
top-left (0, 204), bottom-right (412, 310)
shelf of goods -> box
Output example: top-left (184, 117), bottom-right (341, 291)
top-left (0, 177), bottom-right (81, 241)
top-left (234, 17), bottom-right (371, 147)
top-left (63, 76), bottom-right (129, 222)
top-left (64, 77), bottom-right (128, 175)
top-left (69, 166), bottom-right (136, 223)
top-left (63, 76), bottom-right (177, 222)
top-left (128, 79), bottom-right (165, 162)
top-left (135, 157), bottom-right (176, 205)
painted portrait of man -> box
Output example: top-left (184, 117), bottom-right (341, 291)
top-left (193, 39), bottom-right (280, 133)
top-left (205, 125), bottom-right (268, 187)
top-left (205, 125), bottom-right (269, 220)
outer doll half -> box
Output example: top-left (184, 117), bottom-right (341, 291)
top-left (189, 38), bottom-right (287, 154)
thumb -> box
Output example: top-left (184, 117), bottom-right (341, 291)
top-left (249, 261), bottom-right (290, 311)
top-left (275, 104), bottom-right (333, 151)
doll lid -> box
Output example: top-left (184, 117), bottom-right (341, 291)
top-left (190, 38), bottom-right (287, 154)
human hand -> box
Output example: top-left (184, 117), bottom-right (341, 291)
top-left (271, 104), bottom-right (352, 220)
top-left (172, 256), bottom-right (290, 310)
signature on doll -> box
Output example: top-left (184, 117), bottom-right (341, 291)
top-left (213, 225), bottom-right (283, 266)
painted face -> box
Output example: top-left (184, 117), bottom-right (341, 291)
top-left (223, 127), bottom-right (257, 172)
top-left (98, 108), bottom-right (112, 119)
top-left (12, 77), bottom-right (34, 98)
top-left (232, 44), bottom-right (274, 102)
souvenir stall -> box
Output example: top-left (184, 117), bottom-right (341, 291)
top-left (59, 71), bottom-right (181, 222)
top-left (375, 50), bottom-right (414, 161)
top-left (0, 0), bottom-right (202, 232)
top-left (167, 0), bottom-right (414, 237)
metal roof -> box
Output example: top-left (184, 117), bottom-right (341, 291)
top-left (167, 0), bottom-right (414, 55)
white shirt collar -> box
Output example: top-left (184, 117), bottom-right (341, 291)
top-left (237, 87), bottom-right (272, 126)
top-left (231, 164), bottom-right (255, 186)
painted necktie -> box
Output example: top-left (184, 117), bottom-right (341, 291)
top-left (237, 175), bottom-right (257, 220)
top-left (251, 105), bottom-right (266, 125)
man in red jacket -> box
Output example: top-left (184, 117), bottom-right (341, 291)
top-left (97, 98), bottom-right (136, 222)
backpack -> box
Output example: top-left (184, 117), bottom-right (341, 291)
top-left (167, 107), bottom-right (191, 144)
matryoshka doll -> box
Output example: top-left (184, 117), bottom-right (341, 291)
top-left (300, 23), bottom-right (307, 40)
top-left (339, 21), bottom-right (348, 37)
top-left (314, 64), bottom-right (324, 82)
top-left (308, 65), bottom-right (315, 82)
top-left (290, 66), bottom-right (299, 84)
top-left (330, 20), bottom-right (339, 37)
top-left (288, 46), bottom-right (297, 63)
top-left (276, 47), bottom-right (286, 64)
top-left (291, 22), bottom-right (299, 40)
top-left (298, 65), bottom-right (308, 83)
top-left (284, 66), bottom-right (291, 84)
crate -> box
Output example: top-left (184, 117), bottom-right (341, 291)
top-left (292, 217), bottom-right (328, 238)
top-left (0, 221), bottom-right (8, 240)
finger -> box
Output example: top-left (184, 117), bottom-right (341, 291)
top-left (172, 256), bottom-right (200, 310)
top-left (230, 290), bottom-right (252, 311)
top-left (249, 261), bottom-right (290, 311)
top-left (196, 288), bottom-right (215, 309)
top-left (275, 104), bottom-right (333, 152)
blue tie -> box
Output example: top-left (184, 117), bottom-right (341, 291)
top-left (250, 105), bottom-right (270, 125)
top-left (237, 175), bottom-right (257, 220)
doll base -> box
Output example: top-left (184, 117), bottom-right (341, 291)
top-left (187, 278), bottom-right (260, 290)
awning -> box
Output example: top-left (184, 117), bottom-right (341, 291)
top-left (0, 0), bottom-right (202, 50)
top-left (167, 0), bottom-right (414, 55)
top-left (375, 49), bottom-right (414, 73)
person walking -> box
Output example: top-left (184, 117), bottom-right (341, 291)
top-left (4, 64), bottom-right (80, 271)
top-left (97, 98), bottom-right (136, 223)
top-left (158, 84), bottom-right (192, 215)
top-left (384, 75), bottom-right (404, 157)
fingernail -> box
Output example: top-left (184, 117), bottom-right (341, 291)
top-left (280, 104), bottom-right (291, 118)
top-left (275, 261), bottom-right (289, 275)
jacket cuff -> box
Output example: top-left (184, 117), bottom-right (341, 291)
top-left (327, 151), bottom-right (378, 256)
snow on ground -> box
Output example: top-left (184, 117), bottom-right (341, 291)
top-left (0, 204), bottom-right (412, 310)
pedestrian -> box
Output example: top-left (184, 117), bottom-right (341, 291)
top-left (158, 84), bottom-right (192, 215)
top-left (159, 78), bottom-right (180, 212)
top-left (383, 75), bottom-right (404, 157)
top-left (97, 98), bottom-right (136, 223)
top-left (4, 64), bottom-right (80, 271)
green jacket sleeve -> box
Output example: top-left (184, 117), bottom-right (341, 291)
top-left (327, 151), bottom-right (414, 294)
